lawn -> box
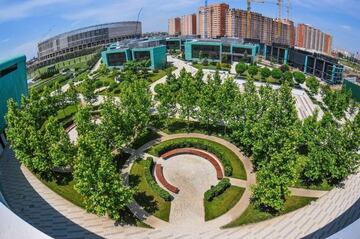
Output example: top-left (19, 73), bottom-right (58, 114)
top-left (204, 186), bottom-right (245, 221)
top-left (129, 159), bottom-right (171, 222)
top-left (223, 196), bottom-right (317, 228)
top-left (30, 53), bottom-right (96, 78)
top-left (294, 179), bottom-right (333, 191)
top-left (55, 104), bottom-right (79, 121)
top-left (130, 129), bottom-right (161, 150)
top-left (148, 137), bottom-right (247, 180)
top-left (149, 66), bottom-right (177, 83)
top-left (39, 175), bottom-right (86, 209)
top-left (40, 174), bottom-right (151, 228)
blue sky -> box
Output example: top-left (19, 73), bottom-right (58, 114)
top-left (0, 0), bottom-right (359, 61)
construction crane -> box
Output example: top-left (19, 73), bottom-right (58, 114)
top-left (246, 0), bottom-right (283, 39)
top-left (277, 0), bottom-right (282, 39)
top-left (135, 8), bottom-right (142, 38)
top-left (286, 0), bottom-right (291, 20)
top-left (246, 0), bottom-right (265, 39)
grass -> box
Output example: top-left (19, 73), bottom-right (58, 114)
top-left (204, 186), bottom-right (245, 221)
top-left (129, 159), bottom-right (171, 222)
top-left (30, 53), bottom-right (96, 78)
top-left (37, 171), bottom-right (152, 228)
top-left (156, 117), bottom-right (228, 139)
top-left (55, 104), bottom-right (78, 121)
top-left (223, 196), bottom-right (317, 228)
top-left (130, 129), bottom-right (161, 150)
top-left (149, 66), bottom-right (177, 83)
top-left (294, 179), bottom-right (333, 191)
top-left (38, 174), bottom-right (86, 209)
top-left (148, 137), bottom-right (247, 180)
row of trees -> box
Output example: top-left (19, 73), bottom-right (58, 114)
top-left (6, 77), bottom-right (152, 220)
top-left (155, 69), bottom-right (360, 212)
top-left (72, 78), bottom-right (151, 219)
top-left (235, 62), bottom-right (307, 86)
top-left (6, 87), bottom-right (78, 177)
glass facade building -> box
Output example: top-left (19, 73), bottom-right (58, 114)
top-left (37, 22), bottom-right (142, 67)
top-left (101, 39), bottom-right (167, 70)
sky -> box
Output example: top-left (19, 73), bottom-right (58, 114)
top-left (0, 0), bottom-right (359, 61)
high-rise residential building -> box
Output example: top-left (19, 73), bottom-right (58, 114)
top-left (198, 3), bottom-right (229, 38)
top-left (181, 14), bottom-right (197, 36)
top-left (296, 23), bottom-right (332, 55)
top-left (225, 9), bottom-right (294, 46)
top-left (273, 19), bottom-right (296, 46)
top-left (168, 17), bottom-right (181, 36)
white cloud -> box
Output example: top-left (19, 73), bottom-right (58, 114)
top-left (0, 0), bottom-right (88, 22)
top-left (341, 25), bottom-right (352, 31)
top-left (10, 39), bottom-right (39, 60)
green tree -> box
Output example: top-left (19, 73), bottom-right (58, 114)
top-left (235, 63), bottom-right (247, 75)
top-left (248, 65), bottom-right (259, 77)
top-left (293, 71), bottom-right (306, 84)
top-left (271, 68), bottom-right (283, 80)
top-left (178, 72), bottom-right (198, 131)
top-left (44, 116), bottom-right (75, 168)
top-left (280, 64), bottom-right (290, 72)
top-left (282, 71), bottom-right (294, 86)
top-left (74, 132), bottom-right (133, 220)
top-left (155, 83), bottom-right (178, 127)
top-left (119, 79), bottom-right (152, 140)
top-left (198, 75), bottom-right (221, 130)
top-left (82, 78), bottom-right (97, 104)
top-left (260, 67), bottom-right (271, 79)
top-left (305, 77), bottom-right (320, 95)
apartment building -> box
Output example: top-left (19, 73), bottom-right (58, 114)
top-left (225, 9), bottom-right (294, 46)
top-left (198, 3), bottom-right (229, 38)
top-left (181, 14), bottom-right (197, 36)
top-left (168, 17), bottom-right (181, 36)
top-left (296, 23), bottom-right (332, 55)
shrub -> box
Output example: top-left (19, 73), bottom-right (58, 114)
top-left (210, 61), bottom-right (217, 66)
top-left (203, 59), bottom-right (209, 66)
top-left (192, 60), bottom-right (198, 65)
top-left (113, 89), bottom-right (121, 95)
top-left (280, 64), bottom-right (290, 72)
top-left (235, 63), bottom-right (247, 75)
top-left (149, 138), bottom-right (233, 176)
top-left (248, 65), bottom-right (259, 76)
top-left (282, 71), bottom-right (294, 86)
top-left (260, 67), bottom-right (271, 78)
top-left (153, 69), bottom-right (159, 74)
top-left (204, 178), bottom-right (231, 201)
top-left (306, 76), bottom-right (320, 94)
top-left (293, 71), bottom-right (306, 84)
top-left (95, 80), bottom-right (103, 89)
top-left (143, 158), bottom-right (172, 201)
top-left (271, 68), bottom-right (282, 79)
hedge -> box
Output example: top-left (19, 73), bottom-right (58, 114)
top-left (148, 138), bottom-right (233, 176)
top-left (143, 157), bottom-right (172, 201)
top-left (204, 178), bottom-right (231, 201)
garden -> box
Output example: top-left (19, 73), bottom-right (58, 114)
top-left (5, 54), bottom-right (360, 229)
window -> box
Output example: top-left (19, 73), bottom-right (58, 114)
top-left (107, 52), bottom-right (127, 66)
top-left (0, 64), bottom-right (17, 77)
top-left (191, 44), bottom-right (220, 60)
top-left (134, 51), bottom-right (151, 61)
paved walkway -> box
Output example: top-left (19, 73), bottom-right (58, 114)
top-left (121, 133), bottom-right (256, 231)
top-left (1, 133), bottom-right (360, 238)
